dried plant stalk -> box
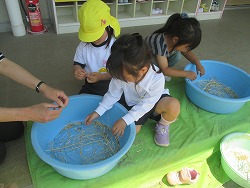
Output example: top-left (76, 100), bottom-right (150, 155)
top-left (45, 120), bottom-right (120, 165)
top-left (195, 77), bottom-right (239, 99)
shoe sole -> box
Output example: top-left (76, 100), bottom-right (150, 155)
top-left (154, 138), bottom-right (169, 147)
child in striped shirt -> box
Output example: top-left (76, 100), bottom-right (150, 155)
top-left (145, 13), bottom-right (205, 81)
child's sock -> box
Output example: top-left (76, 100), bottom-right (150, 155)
top-left (159, 115), bottom-right (175, 126)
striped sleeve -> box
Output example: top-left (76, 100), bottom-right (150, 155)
top-left (0, 52), bottom-right (5, 62)
top-left (145, 33), bottom-right (167, 56)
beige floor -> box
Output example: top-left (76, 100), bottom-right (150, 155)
top-left (0, 7), bottom-right (250, 188)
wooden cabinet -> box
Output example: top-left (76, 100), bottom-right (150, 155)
top-left (48, 0), bottom-right (227, 34)
top-left (196, 0), bottom-right (227, 20)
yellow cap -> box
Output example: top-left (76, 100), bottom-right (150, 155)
top-left (78, 0), bottom-right (120, 42)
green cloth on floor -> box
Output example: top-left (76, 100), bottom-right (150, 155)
top-left (25, 78), bottom-right (250, 188)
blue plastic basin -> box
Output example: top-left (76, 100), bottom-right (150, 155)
top-left (184, 60), bottom-right (250, 114)
top-left (31, 94), bottom-right (136, 180)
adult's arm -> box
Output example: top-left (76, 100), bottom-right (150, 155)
top-left (0, 57), bottom-right (69, 107)
top-left (0, 103), bottom-right (62, 122)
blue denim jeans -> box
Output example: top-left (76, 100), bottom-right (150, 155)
top-left (168, 51), bottom-right (182, 67)
top-left (151, 51), bottom-right (182, 68)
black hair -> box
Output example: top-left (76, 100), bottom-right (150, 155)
top-left (106, 33), bottom-right (156, 82)
top-left (87, 26), bottom-right (114, 48)
top-left (153, 13), bottom-right (202, 51)
top-left (105, 26), bottom-right (114, 48)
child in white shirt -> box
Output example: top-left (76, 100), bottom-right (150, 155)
top-left (85, 33), bottom-right (180, 147)
top-left (73, 0), bottom-right (120, 96)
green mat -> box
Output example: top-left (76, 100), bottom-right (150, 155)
top-left (25, 78), bottom-right (250, 188)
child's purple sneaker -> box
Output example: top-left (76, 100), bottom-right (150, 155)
top-left (154, 123), bottom-right (170, 147)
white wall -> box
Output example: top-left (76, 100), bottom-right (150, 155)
top-left (0, 0), bottom-right (51, 32)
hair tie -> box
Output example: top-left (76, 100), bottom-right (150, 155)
top-left (180, 13), bottom-right (189, 19)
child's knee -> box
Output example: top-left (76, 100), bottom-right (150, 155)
top-left (171, 98), bottom-right (180, 110)
top-left (169, 98), bottom-right (180, 116)
top-left (161, 97), bottom-right (180, 117)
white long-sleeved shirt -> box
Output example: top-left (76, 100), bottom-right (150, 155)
top-left (95, 65), bottom-right (169, 126)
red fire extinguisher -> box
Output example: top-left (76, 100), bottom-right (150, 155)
top-left (26, 0), bottom-right (46, 33)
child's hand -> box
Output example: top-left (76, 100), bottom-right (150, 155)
top-left (86, 72), bottom-right (100, 83)
top-left (85, 112), bottom-right (100, 125)
top-left (185, 71), bottom-right (197, 81)
top-left (74, 69), bottom-right (87, 80)
top-left (196, 64), bottom-right (205, 77)
top-left (112, 118), bottom-right (127, 137)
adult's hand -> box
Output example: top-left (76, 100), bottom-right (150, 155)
top-left (39, 84), bottom-right (69, 108)
top-left (26, 103), bottom-right (63, 123)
